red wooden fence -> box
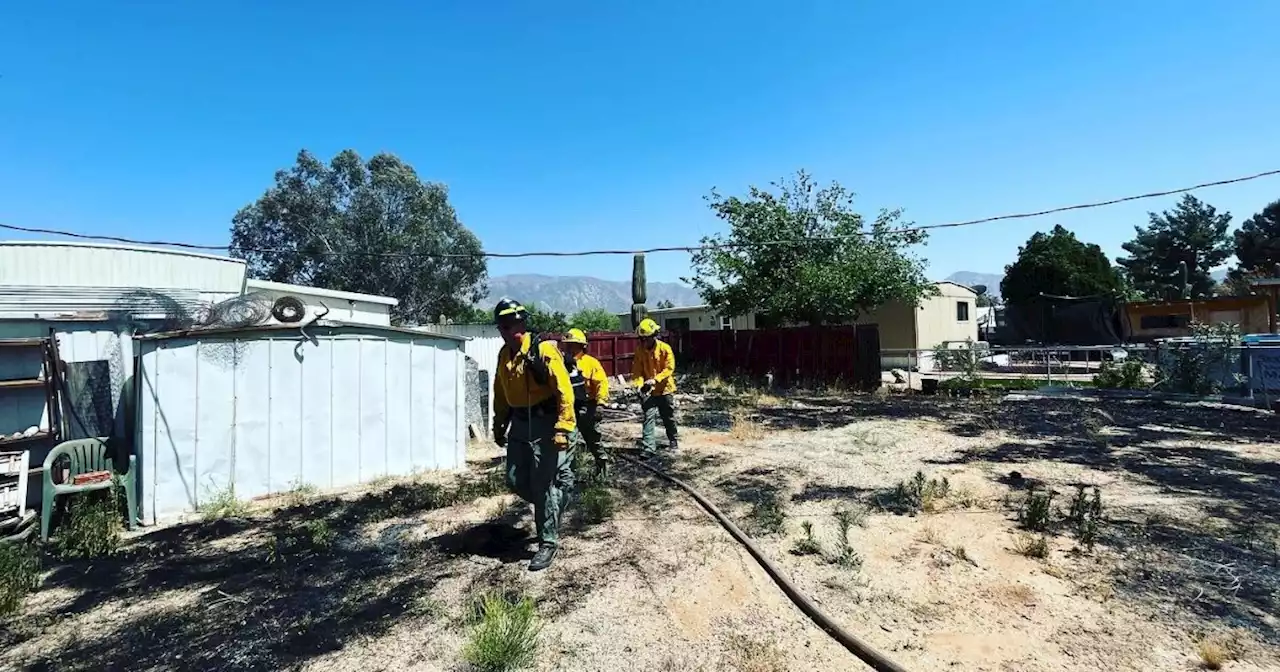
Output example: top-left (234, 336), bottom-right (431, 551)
top-left (548, 325), bottom-right (881, 389)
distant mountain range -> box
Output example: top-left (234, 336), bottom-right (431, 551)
top-left (943, 269), bottom-right (1231, 299)
top-left (481, 274), bottom-right (703, 314)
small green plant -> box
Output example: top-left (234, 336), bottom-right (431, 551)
top-left (886, 471), bottom-right (951, 514)
top-left (0, 542), bottom-right (41, 618)
top-left (266, 518), bottom-right (336, 565)
top-left (53, 486), bottom-right (124, 559)
top-left (828, 507), bottom-right (863, 570)
top-left (200, 482), bottom-right (251, 520)
top-left (1066, 486), bottom-right (1104, 551)
top-left (1017, 487), bottom-right (1054, 532)
top-left (580, 484), bottom-right (615, 524)
top-left (302, 519), bottom-right (335, 550)
top-left (1012, 533), bottom-right (1049, 559)
top-left (746, 493), bottom-right (786, 536)
top-left (790, 521), bottom-right (823, 556)
top-left (462, 590), bottom-right (542, 672)
top-left (1093, 357), bottom-right (1145, 389)
top-left (283, 481), bottom-right (318, 507)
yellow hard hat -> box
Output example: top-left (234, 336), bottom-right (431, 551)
top-left (563, 328), bottom-right (588, 345)
top-left (637, 318), bottom-right (660, 337)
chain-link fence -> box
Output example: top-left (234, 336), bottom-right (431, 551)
top-left (880, 340), bottom-right (1280, 403)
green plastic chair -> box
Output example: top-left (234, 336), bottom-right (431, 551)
top-left (41, 437), bottom-right (138, 542)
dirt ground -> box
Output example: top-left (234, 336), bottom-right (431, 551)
top-left (2, 387), bottom-right (1279, 671)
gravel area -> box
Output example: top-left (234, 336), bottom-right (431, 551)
top-left (3, 390), bottom-right (1277, 671)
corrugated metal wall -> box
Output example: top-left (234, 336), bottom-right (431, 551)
top-left (135, 327), bottom-right (466, 524)
top-left (0, 242), bottom-right (246, 292)
top-left (419, 324), bottom-right (504, 421)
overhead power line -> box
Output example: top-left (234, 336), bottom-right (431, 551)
top-left (2, 168), bottom-right (1277, 260)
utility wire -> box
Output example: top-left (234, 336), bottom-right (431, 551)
top-left (3, 168), bottom-right (1277, 260)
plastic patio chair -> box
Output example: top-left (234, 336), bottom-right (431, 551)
top-left (41, 437), bottom-right (138, 542)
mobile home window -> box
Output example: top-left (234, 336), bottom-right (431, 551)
top-left (1139, 314), bottom-right (1190, 329)
top-left (720, 315), bottom-right (732, 330)
top-left (664, 317), bottom-right (691, 331)
top-left (956, 301), bottom-right (970, 321)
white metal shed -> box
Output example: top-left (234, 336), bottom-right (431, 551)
top-left (134, 321), bottom-right (467, 524)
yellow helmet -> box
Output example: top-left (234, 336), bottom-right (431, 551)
top-left (637, 318), bottom-right (660, 337)
top-left (563, 328), bottom-right (588, 345)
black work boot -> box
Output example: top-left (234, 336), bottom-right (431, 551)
top-left (528, 543), bottom-right (558, 572)
top-left (667, 437), bottom-right (679, 452)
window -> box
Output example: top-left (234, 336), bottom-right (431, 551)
top-left (1139, 314), bottom-right (1191, 330)
top-left (664, 317), bottom-right (691, 331)
top-left (956, 301), bottom-right (970, 322)
top-left (720, 315), bottom-right (733, 330)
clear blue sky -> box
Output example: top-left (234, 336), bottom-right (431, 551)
top-left (2, 1), bottom-right (1279, 286)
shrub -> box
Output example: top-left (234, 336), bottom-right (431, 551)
top-left (746, 493), bottom-right (786, 536)
top-left (1066, 486), bottom-right (1104, 551)
top-left (580, 485), bottom-right (615, 524)
top-left (1093, 357), bottom-right (1145, 389)
top-left (463, 591), bottom-right (542, 672)
top-left (1012, 533), bottom-right (1049, 559)
top-left (1017, 487), bottom-right (1054, 532)
top-left (53, 486), bottom-right (124, 559)
top-left (0, 542), bottom-right (40, 617)
top-left (790, 521), bottom-right (823, 556)
top-left (885, 471), bottom-right (951, 514)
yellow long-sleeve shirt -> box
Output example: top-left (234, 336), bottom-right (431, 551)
top-left (574, 353), bottom-right (610, 406)
top-left (493, 333), bottom-right (576, 432)
top-left (632, 339), bottom-right (677, 396)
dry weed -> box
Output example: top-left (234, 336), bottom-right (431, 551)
top-left (916, 524), bottom-right (944, 545)
top-left (754, 393), bottom-right (783, 407)
top-left (1195, 632), bottom-right (1248, 670)
top-left (722, 632), bottom-right (788, 672)
top-left (1012, 533), bottom-right (1049, 559)
top-left (728, 409), bottom-right (766, 441)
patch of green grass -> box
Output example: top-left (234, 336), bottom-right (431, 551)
top-left (579, 484), bottom-right (615, 524)
top-left (1017, 487), bottom-right (1054, 532)
top-left (53, 486), bottom-right (124, 559)
top-left (200, 483), bottom-right (252, 521)
top-left (0, 542), bottom-right (40, 618)
top-left (790, 520), bottom-right (823, 556)
top-left (462, 591), bottom-right (542, 672)
top-left (746, 492), bottom-right (786, 536)
top-left (282, 481), bottom-right (319, 507)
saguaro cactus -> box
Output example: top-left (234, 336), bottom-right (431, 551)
top-left (631, 253), bottom-right (648, 328)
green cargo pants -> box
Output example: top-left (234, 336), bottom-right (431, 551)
top-left (506, 411), bottom-right (578, 547)
top-left (640, 393), bottom-right (678, 452)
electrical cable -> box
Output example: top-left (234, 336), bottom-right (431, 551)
top-left (2, 168), bottom-right (1276, 260)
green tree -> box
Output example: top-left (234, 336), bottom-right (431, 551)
top-left (971, 284), bottom-right (996, 307)
top-left (454, 306), bottom-right (492, 324)
top-left (568, 308), bottom-right (621, 332)
top-left (526, 306), bottom-right (569, 333)
top-left (655, 299), bottom-right (675, 309)
top-left (1226, 199), bottom-right (1280, 294)
top-left (1000, 225), bottom-right (1125, 305)
top-left (685, 171), bottom-right (934, 325)
top-left (230, 149), bottom-right (487, 325)
top-left (1116, 194), bottom-right (1232, 300)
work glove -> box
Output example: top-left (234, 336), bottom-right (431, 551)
top-left (493, 425), bottom-right (507, 448)
top-left (553, 431), bottom-right (570, 450)
top-left (641, 379), bottom-right (656, 395)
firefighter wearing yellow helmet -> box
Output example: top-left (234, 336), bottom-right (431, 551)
top-left (491, 297), bottom-right (579, 572)
top-left (560, 328), bottom-right (611, 477)
top-left (633, 317), bottom-right (679, 453)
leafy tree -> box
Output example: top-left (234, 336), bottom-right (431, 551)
top-left (454, 306), bottom-right (492, 324)
top-left (568, 308), bottom-right (621, 332)
top-left (655, 299), bottom-right (675, 309)
top-left (526, 306), bottom-right (569, 333)
top-left (1116, 194), bottom-right (1232, 300)
top-left (230, 149), bottom-right (487, 325)
top-left (1226, 199), bottom-right (1280, 294)
top-left (685, 171), bottom-right (934, 325)
top-left (1000, 225), bottom-right (1125, 305)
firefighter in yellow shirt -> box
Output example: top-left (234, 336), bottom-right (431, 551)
top-left (560, 328), bottom-right (611, 477)
top-left (633, 318), bottom-right (678, 454)
top-left (491, 298), bottom-right (579, 572)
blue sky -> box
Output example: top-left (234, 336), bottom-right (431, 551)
top-left (2, 1), bottom-right (1278, 285)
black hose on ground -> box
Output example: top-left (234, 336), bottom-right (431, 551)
top-left (616, 452), bottom-right (910, 672)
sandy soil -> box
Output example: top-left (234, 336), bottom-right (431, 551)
top-left (2, 389), bottom-right (1278, 671)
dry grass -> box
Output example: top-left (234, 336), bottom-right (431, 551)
top-left (728, 409), bottom-right (767, 441)
top-left (1011, 532), bottom-right (1050, 559)
top-left (1196, 639), bottom-right (1229, 670)
top-left (722, 632), bottom-right (788, 672)
top-left (916, 524), bottom-right (944, 545)
top-left (754, 393), bottom-right (783, 407)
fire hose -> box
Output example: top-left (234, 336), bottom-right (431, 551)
top-left (601, 400), bottom-right (908, 672)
